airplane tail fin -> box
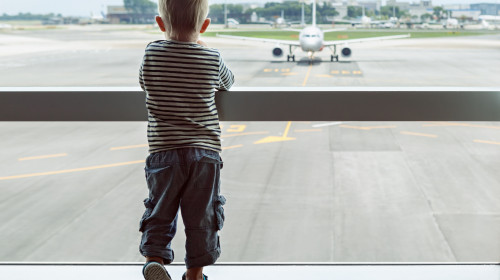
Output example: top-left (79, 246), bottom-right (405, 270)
top-left (312, 0), bottom-right (316, 27)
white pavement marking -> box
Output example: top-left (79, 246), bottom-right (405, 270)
top-left (312, 122), bottom-right (344, 128)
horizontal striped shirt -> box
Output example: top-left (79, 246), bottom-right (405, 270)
top-left (140, 39), bottom-right (234, 154)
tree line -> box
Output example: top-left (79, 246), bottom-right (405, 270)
top-left (209, 2), bottom-right (339, 24)
top-left (0, 0), bottom-right (450, 24)
top-left (0, 13), bottom-right (63, 21)
top-left (208, 2), bottom-right (450, 24)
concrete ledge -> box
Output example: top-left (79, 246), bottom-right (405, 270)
top-left (0, 263), bottom-right (498, 280)
top-left (1, 87), bottom-right (500, 121)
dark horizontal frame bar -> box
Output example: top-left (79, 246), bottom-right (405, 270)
top-left (1, 87), bottom-right (500, 121)
top-left (1, 262), bottom-right (498, 266)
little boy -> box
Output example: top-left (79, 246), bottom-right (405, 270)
top-left (138, 0), bottom-right (234, 280)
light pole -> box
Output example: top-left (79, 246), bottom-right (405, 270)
top-left (224, 1), bottom-right (228, 28)
top-left (301, 2), bottom-right (305, 26)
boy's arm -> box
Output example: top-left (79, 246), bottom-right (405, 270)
top-left (218, 55), bottom-right (234, 91)
top-left (139, 61), bottom-right (145, 91)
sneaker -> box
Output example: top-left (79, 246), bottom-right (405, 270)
top-left (143, 261), bottom-right (172, 280)
top-left (182, 272), bottom-right (208, 280)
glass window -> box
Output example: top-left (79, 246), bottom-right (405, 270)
top-left (0, 0), bottom-right (499, 263)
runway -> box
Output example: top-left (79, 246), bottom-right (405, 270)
top-left (0, 25), bottom-right (499, 263)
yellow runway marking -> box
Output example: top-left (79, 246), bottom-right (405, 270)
top-left (302, 64), bottom-right (313, 86)
top-left (295, 129), bottom-right (322, 132)
top-left (340, 125), bottom-right (397, 130)
top-left (222, 131), bottom-right (269, 138)
top-left (474, 140), bottom-right (500, 146)
top-left (0, 160), bottom-right (145, 181)
top-left (340, 125), bottom-right (371, 130)
top-left (331, 70), bottom-right (340, 74)
top-left (255, 121), bottom-right (296, 144)
top-left (316, 74), bottom-right (332, 78)
top-left (227, 124), bottom-right (246, 133)
top-left (400, 131), bottom-right (438, 138)
top-left (222, 144), bottom-right (243, 150)
top-left (283, 121), bottom-right (292, 138)
top-left (281, 72), bottom-right (298, 76)
top-left (110, 144), bottom-right (147, 151)
top-left (423, 122), bottom-right (500, 130)
top-left (18, 153), bottom-right (68, 161)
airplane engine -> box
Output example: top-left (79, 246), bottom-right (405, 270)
top-left (272, 47), bottom-right (284, 57)
top-left (341, 47), bottom-right (352, 58)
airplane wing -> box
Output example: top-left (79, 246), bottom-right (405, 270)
top-left (332, 19), bottom-right (360, 25)
top-left (215, 34), bottom-right (301, 46)
top-left (369, 20), bottom-right (391, 24)
top-left (323, 34), bottom-right (410, 46)
top-left (322, 28), bottom-right (348, 33)
top-left (333, 19), bottom-right (389, 25)
top-left (283, 28), bottom-right (304, 32)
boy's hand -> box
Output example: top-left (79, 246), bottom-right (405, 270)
top-left (197, 39), bottom-right (208, 47)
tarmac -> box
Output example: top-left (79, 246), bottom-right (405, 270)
top-left (0, 25), bottom-right (499, 263)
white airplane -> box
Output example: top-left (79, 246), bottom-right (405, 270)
top-left (227, 18), bottom-right (240, 27)
top-left (216, 0), bottom-right (410, 62)
top-left (442, 11), bottom-right (463, 29)
top-left (254, 10), bottom-right (299, 28)
top-left (331, 6), bottom-right (399, 29)
top-left (443, 17), bottom-right (462, 29)
top-left (0, 23), bottom-right (12, 30)
top-left (478, 15), bottom-right (500, 30)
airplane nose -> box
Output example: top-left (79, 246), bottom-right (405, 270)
top-left (301, 39), bottom-right (322, 52)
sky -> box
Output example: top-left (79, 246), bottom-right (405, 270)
top-left (0, 0), bottom-right (496, 17)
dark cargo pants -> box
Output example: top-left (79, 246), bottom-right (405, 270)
top-left (139, 148), bottom-right (225, 268)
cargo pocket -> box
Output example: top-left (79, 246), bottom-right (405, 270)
top-left (199, 153), bottom-right (223, 168)
top-left (145, 166), bottom-right (170, 182)
top-left (139, 199), bottom-right (154, 232)
top-left (214, 195), bottom-right (226, 231)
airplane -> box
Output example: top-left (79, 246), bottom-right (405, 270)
top-left (442, 11), bottom-right (463, 29)
top-left (274, 10), bottom-right (303, 28)
top-left (333, 6), bottom-right (396, 28)
top-left (227, 18), bottom-right (240, 28)
top-left (478, 15), bottom-right (500, 30)
top-left (216, 0), bottom-right (410, 62)
top-left (0, 23), bottom-right (12, 30)
top-left (479, 15), bottom-right (500, 24)
top-left (442, 17), bottom-right (462, 29)
top-left (251, 10), bottom-right (300, 28)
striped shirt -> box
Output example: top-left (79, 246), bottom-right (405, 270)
top-left (139, 39), bottom-right (234, 154)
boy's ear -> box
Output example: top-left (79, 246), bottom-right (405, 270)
top-left (199, 18), bottom-right (211, 34)
top-left (155, 16), bottom-right (166, 32)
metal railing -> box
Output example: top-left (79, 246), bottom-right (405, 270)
top-left (1, 87), bottom-right (500, 121)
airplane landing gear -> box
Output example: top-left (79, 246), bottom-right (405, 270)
top-left (287, 45), bottom-right (296, 62)
top-left (329, 45), bottom-right (339, 62)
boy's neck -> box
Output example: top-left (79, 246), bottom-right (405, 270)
top-left (167, 32), bottom-right (199, 43)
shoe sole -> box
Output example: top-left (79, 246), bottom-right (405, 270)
top-left (143, 263), bottom-right (172, 280)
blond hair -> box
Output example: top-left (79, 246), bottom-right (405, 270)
top-left (158, 0), bottom-right (209, 38)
